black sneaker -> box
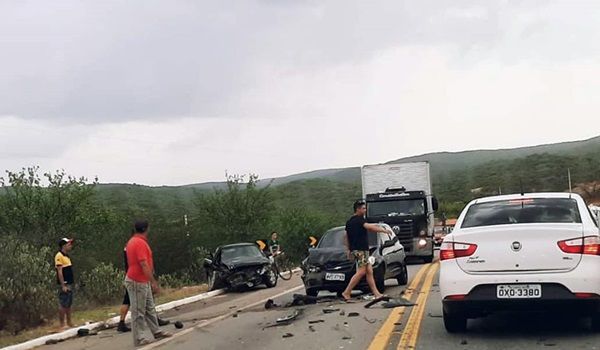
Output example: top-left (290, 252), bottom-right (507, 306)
top-left (117, 321), bottom-right (131, 333)
top-left (158, 318), bottom-right (170, 327)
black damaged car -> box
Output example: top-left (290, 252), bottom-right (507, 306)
top-left (204, 243), bottom-right (278, 291)
top-left (301, 224), bottom-right (408, 297)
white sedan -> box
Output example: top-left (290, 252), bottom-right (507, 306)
top-left (440, 192), bottom-right (600, 332)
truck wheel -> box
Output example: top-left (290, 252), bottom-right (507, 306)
top-left (396, 264), bottom-right (408, 286)
top-left (443, 309), bottom-right (467, 333)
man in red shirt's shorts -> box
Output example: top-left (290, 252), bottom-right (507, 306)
top-left (124, 220), bottom-right (172, 346)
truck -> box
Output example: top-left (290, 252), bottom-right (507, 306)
top-left (361, 161), bottom-right (438, 262)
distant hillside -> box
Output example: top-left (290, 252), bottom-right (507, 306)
top-left (175, 135), bottom-right (600, 189)
top-left (95, 135), bottom-right (600, 217)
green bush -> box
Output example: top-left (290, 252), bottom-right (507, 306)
top-left (271, 208), bottom-right (332, 264)
top-left (0, 237), bottom-right (55, 334)
top-left (158, 273), bottom-right (194, 289)
top-left (80, 263), bottom-right (124, 304)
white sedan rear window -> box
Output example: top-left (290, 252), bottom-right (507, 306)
top-left (462, 198), bottom-right (582, 228)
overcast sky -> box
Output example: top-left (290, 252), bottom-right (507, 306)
top-left (1, 1), bottom-right (599, 186)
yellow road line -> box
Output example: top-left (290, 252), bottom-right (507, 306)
top-left (367, 263), bottom-right (432, 350)
top-left (397, 262), bottom-right (439, 350)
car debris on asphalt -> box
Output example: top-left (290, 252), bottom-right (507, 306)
top-left (76, 328), bottom-right (98, 337)
top-left (282, 333), bottom-right (294, 338)
top-left (277, 309), bottom-right (301, 324)
top-left (308, 319), bottom-right (325, 324)
top-left (323, 308), bottom-right (341, 314)
top-left (363, 316), bottom-right (377, 324)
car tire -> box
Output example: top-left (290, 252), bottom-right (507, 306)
top-left (207, 270), bottom-right (225, 291)
top-left (591, 313), bottom-right (600, 332)
top-left (263, 267), bottom-right (278, 288)
top-left (396, 263), bottom-right (408, 286)
top-left (423, 254), bottom-right (434, 264)
top-left (306, 288), bottom-right (319, 297)
top-left (443, 309), bottom-right (467, 333)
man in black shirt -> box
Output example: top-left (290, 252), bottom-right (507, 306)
top-left (340, 200), bottom-right (392, 302)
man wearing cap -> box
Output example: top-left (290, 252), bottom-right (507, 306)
top-left (124, 220), bottom-right (171, 346)
top-left (55, 238), bottom-right (74, 330)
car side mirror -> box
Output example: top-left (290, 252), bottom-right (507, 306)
top-left (203, 258), bottom-right (213, 269)
top-left (432, 197), bottom-right (439, 212)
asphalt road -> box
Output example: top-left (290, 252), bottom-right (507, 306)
top-left (42, 255), bottom-right (600, 350)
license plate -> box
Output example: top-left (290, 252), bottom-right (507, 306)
top-left (325, 273), bottom-right (345, 281)
top-left (497, 284), bottom-right (542, 299)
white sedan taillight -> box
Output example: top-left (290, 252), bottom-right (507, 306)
top-left (440, 242), bottom-right (478, 261)
top-left (557, 236), bottom-right (600, 255)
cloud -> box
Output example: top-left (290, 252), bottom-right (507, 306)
top-left (1, 1), bottom-right (600, 185)
top-left (4, 1), bottom-right (599, 123)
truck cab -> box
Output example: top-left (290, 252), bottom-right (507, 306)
top-left (365, 188), bottom-right (437, 262)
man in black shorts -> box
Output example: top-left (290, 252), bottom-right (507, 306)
top-left (118, 232), bottom-right (169, 332)
top-left (340, 200), bottom-right (393, 302)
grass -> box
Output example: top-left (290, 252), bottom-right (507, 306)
top-left (0, 284), bottom-right (208, 348)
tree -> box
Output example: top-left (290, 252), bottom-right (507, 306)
top-left (194, 173), bottom-right (274, 247)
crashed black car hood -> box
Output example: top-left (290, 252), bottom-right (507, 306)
top-left (307, 248), bottom-right (349, 266)
top-left (223, 256), bottom-right (270, 269)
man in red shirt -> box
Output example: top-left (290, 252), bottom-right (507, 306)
top-left (124, 220), bottom-right (171, 346)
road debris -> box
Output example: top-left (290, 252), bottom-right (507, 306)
top-left (364, 296), bottom-right (391, 308)
top-left (282, 333), bottom-right (294, 338)
top-left (381, 298), bottom-right (416, 309)
top-left (342, 336), bottom-right (352, 340)
top-left (308, 319), bottom-right (325, 324)
top-left (76, 328), bottom-right (98, 337)
top-left (308, 325), bottom-right (316, 332)
top-left (174, 321), bottom-right (184, 329)
top-left (277, 309), bottom-right (302, 324)
top-left (428, 313), bottom-right (443, 318)
top-left (461, 339), bottom-right (468, 345)
top-left (339, 310), bottom-right (346, 316)
top-left (347, 312), bottom-right (360, 317)
top-left (394, 322), bottom-right (402, 326)
top-left (323, 308), bottom-right (341, 314)
top-left (363, 316), bottom-right (377, 324)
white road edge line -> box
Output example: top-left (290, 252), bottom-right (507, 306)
top-left (140, 283), bottom-right (305, 350)
top-left (3, 268), bottom-right (303, 350)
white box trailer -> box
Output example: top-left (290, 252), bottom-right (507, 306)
top-left (361, 161), bottom-right (437, 262)
top-left (361, 162), bottom-right (432, 196)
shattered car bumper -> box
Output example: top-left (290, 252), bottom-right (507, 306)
top-left (302, 261), bottom-right (384, 293)
top-left (225, 265), bottom-right (269, 289)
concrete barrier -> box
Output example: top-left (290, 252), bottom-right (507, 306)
top-left (2, 288), bottom-right (226, 350)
